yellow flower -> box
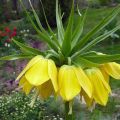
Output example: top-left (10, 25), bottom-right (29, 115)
top-left (83, 67), bottom-right (111, 106)
top-left (17, 55), bottom-right (58, 99)
top-left (102, 62), bottom-right (120, 79)
top-left (58, 65), bottom-right (92, 101)
top-left (19, 76), bottom-right (33, 95)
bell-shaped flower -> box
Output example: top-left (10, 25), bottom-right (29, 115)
top-left (102, 62), bottom-right (120, 79)
top-left (84, 67), bottom-right (111, 106)
top-left (17, 55), bottom-right (58, 99)
top-left (58, 65), bottom-right (92, 101)
top-left (19, 76), bottom-right (33, 95)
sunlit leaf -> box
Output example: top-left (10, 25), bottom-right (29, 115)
top-left (0, 54), bottom-right (34, 61)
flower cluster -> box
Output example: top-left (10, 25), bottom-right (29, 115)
top-left (17, 55), bottom-right (120, 107)
top-left (0, 27), bottom-right (17, 48)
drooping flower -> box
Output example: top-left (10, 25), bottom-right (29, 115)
top-left (80, 62), bottom-right (120, 107)
top-left (102, 62), bottom-right (120, 79)
top-left (82, 67), bottom-right (111, 106)
top-left (58, 65), bottom-right (92, 101)
top-left (17, 55), bottom-right (58, 99)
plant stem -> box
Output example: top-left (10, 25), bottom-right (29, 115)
top-left (65, 102), bottom-right (73, 120)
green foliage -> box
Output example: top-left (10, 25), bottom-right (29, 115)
top-left (0, 92), bottom-right (45, 120)
top-left (116, 0), bottom-right (120, 3)
top-left (99, 0), bottom-right (110, 5)
top-left (88, 0), bottom-right (101, 8)
top-left (0, 91), bottom-right (63, 120)
top-left (0, 4), bottom-right (5, 22)
top-left (39, 0), bottom-right (72, 27)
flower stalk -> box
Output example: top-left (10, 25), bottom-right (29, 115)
top-left (65, 102), bottom-right (73, 120)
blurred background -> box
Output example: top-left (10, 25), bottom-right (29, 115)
top-left (0, 0), bottom-right (120, 120)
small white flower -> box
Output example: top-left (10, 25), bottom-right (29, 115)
top-left (27, 29), bottom-right (30, 32)
top-left (4, 43), bottom-right (8, 47)
top-left (7, 44), bottom-right (10, 47)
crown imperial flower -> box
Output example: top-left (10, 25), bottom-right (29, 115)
top-left (1, 0), bottom-right (120, 119)
top-left (17, 55), bottom-right (58, 99)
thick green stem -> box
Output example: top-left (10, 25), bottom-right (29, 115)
top-left (65, 102), bottom-right (73, 120)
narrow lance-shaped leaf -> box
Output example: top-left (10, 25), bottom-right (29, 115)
top-left (80, 24), bottom-right (120, 53)
top-left (73, 57), bottom-right (99, 69)
top-left (62, 1), bottom-right (74, 56)
top-left (72, 8), bottom-right (87, 48)
top-left (39, 0), bottom-right (60, 47)
top-left (19, 0), bottom-right (58, 52)
top-left (28, 0), bottom-right (48, 34)
top-left (56, 0), bottom-right (64, 44)
top-left (12, 38), bottom-right (44, 55)
top-left (0, 54), bottom-right (34, 61)
top-left (72, 6), bottom-right (120, 53)
top-left (82, 54), bottom-right (120, 64)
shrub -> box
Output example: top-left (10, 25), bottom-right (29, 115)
top-left (0, 91), bottom-right (63, 120)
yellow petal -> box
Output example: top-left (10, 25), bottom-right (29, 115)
top-left (85, 68), bottom-right (109, 106)
top-left (16, 55), bottom-right (43, 80)
top-left (38, 80), bottom-right (54, 99)
top-left (48, 59), bottom-right (58, 92)
top-left (74, 67), bottom-right (92, 98)
top-left (20, 76), bottom-right (33, 95)
top-left (58, 65), bottom-right (81, 101)
top-left (25, 58), bottom-right (49, 86)
top-left (19, 76), bottom-right (26, 87)
top-left (100, 66), bottom-right (109, 83)
top-left (103, 62), bottom-right (120, 80)
top-left (81, 89), bottom-right (93, 107)
top-left (100, 66), bottom-right (111, 93)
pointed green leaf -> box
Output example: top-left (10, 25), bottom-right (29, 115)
top-left (72, 8), bottom-right (87, 48)
top-left (19, 0), bottom-right (58, 52)
top-left (83, 54), bottom-right (120, 64)
top-left (73, 57), bottom-right (99, 69)
top-left (62, 1), bottom-right (74, 56)
top-left (28, 0), bottom-right (48, 34)
top-left (12, 39), bottom-right (44, 55)
top-left (0, 54), bottom-right (34, 61)
top-left (72, 6), bottom-right (120, 52)
top-left (80, 24), bottom-right (120, 53)
top-left (56, 0), bottom-right (64, 44)
top-left (39, 0), bottom-right (60, 47)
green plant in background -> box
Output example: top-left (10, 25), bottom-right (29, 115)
top-left (1, 0), bottom-right (120, 119)
top-left (88, 0), bottom-right (101, 8)
top-left (99, 0), bottom-right (110, 5)
top-left (0, 91), bottom-right (63, 120)
top-left (0, 3), bottom-right (5, 23)
top-left (39, 0), bottom-right (72, 27)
